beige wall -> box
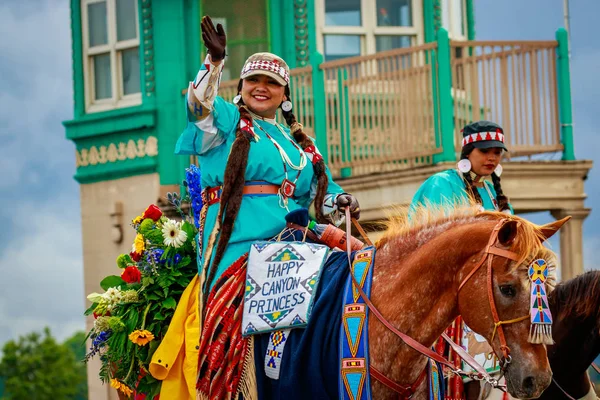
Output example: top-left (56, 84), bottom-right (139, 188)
top-left (81, 173), bottom-right (160, 400)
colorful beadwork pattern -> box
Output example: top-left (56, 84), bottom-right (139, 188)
top-left (528, 259), bottom-right (553, 343)
top-left (339, 247), bottom-right (375, 400)
top-left (264, 329), bottom-right (291, 380)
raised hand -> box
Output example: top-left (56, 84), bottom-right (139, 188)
top-left (201, 16), bottom-right (226, 62)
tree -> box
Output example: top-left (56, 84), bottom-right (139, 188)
top-left (0, 327), bottom-right (88, 400)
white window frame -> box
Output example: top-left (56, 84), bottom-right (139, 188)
top-left (441, 0), bottom-right (468, 41)
top-left (81, 0), bottom-right (141, 113)
top-left (315, 0), bottom-right (424, 58)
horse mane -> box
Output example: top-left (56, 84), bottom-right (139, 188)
top-left (377, 203), bottom-right (551, 268)
top-left (550, 270), bottom-right (600, 320)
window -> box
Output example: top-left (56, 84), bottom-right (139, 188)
top-left (317, 0), bottom-right (422, 61)
top-left (82, 0), bottom-right (141, 113)
top-left (441, 0), bottom-right (467, 40)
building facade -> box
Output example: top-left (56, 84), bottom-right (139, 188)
top-left (64, 1), bottom-right (590, 398)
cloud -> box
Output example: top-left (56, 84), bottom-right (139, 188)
top-left (0, 195), bottom-right (84, 345)
top-left (0, 0), bottom-right (82, 347)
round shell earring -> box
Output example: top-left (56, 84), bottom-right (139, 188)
top-left (233, 94), bottom-right (242, 104)
top-left (281, 100), bottom-right (293, 112)
top-left (457, 159), bottom-right (472, 173)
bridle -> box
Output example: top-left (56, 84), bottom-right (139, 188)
top-left (456, 219), bottom-right (529, 367)
top-left (345, 211), bottom-right (531, 398)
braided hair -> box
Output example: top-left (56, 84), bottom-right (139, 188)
top-left (281, 85), bottom-right (330, 224)
top-left (460, 143), bottom-right (510, 212)
top-left (204, 80), bottom-right (329, 292)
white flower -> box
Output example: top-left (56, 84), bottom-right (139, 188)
top-left (102, 287), bottom-right (123, 309)
top-left (162, 220), bottom-right (187, 248)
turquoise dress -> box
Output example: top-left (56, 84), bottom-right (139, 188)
top-left (409, 169), bottom-right (512, 214)
top-left (175, 96), bottom-right (344, 288)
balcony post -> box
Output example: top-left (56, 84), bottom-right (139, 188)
top-left (556, 28), bottom-right (575, 161)
top-left (434, 28), bottom-right (457, 163)
top-left (310, 51), bottom-right (328, 165)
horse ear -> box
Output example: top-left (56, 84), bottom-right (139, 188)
top-left (539, 216), bottom-right (571, 241)
top-left (498, 220), bottom-right (519, 246)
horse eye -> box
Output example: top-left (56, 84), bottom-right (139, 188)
top-left (499, 284), bottom-right (516, 297)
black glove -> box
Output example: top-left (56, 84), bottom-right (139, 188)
top-left (201, 16), bottom-right (226, 62)
top-left (337, 194), bottom-right (360, 220)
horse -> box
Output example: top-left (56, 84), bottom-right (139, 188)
top-left (536, 270), bottom-right (600, 399)
top-left (466, 271), bottom-right (600, 400)
top-left (253, 207), bottom-right (569, 400)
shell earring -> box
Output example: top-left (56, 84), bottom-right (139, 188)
top-left (494, 164), bottom-right (503, 177)
top-left (457, 159), bottom-right (472, 173)
top-left (233, 94), bottom-right (242, 104)
top-left (281, 100), bottom-right (293, 112)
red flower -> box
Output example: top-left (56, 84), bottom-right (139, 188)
top-left (142, 204), bottom-right (162, 221)
top-left (121, 266), bottom-right (142, 283)
top-left (93, 310), bottom-right (111, 319)
top-left (130, 251), bottom-right (142, 262)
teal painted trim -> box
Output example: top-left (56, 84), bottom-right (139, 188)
top-left (265, 0), bottom-right (271, 50)
top-left (64, 106), bottom-right (156, 139)
top-left (152, 1), bottom-right (189, 186)
top-left (311, 52), bottom-right (328, 164)
top-left (307, 0), bottom-right (317, 55)
top-left (269, 0), bottom-right (283, 55)
top-left (433, 0), bottom-right (442, 36)
top-left (282, 0), bottom-right (297, 67)
top-left (73, 130), bottom-right (158, 183)
top-left (294, 0), bottom-right (310, 67)
top-left (434, 28), bottom-right (456, 163)
top-left (140, 0), bottom-right (156, 104)
top-left (184, 0), bottom-right (200, 81)
top-left (74, 158), bottom-right (157, 184)
top-left (423, 0), bottom-right (435, 43)
top-left (70, 0), bottom-right (85, 118)
top-left (556, 28), bottom-right (575, 161)
top-left (466, 0), bottom-right (475, 40)
top-left (337, 68), bottom-right (351, 177)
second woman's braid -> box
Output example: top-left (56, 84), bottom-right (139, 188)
top-left (281, 89), bottom-right (329, 223)
top-left (491, 172), bottom-right (510, 212)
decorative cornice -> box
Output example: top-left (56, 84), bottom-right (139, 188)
top-left (294, 0), bottom-right (309, 67)
top-left (141, 0), bottom-right (155, 97)
top-left (75, 136), bottom-right (158, 167)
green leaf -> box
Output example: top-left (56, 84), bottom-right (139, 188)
top-left (144, 292), bottom-right (161, 301)
top-left (100, 275), bottom-right (126, 291)
top-left (153, 312), bottom-right (166, 321)
top-left (142, 276), bottom-right (155, 286)
top-left (162, 297), bottom-right (177, 310)
top-left (84, 302), bottom-right (98, 316)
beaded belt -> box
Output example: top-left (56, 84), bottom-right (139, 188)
top-left (206, 181), bottom-right (281, 206)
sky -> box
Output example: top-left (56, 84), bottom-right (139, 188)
top-left (0, 0), bottom-right (598, 349)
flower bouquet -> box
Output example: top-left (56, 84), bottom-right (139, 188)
top-left (84, 166), bottom-right (202, 399)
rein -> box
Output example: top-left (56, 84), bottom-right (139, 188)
top-left (550, 363), bottom-right (600, 400)
top-left (344, 209), bottom-right (531, 397)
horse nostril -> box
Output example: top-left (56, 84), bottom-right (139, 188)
top-left (522, 376), bottom-right (536, 393)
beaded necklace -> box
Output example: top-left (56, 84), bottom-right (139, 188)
top-left (249, 112), bottom-right (307, 208)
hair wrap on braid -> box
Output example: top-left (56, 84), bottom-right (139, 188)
top-left (491, 172), bottom-right (510, 212)
top-left (281, 85), bottom-right (330, 224)
top-left (203, 103), bottom-right (254, 295)
top-left (460, 145), bottom-right (483, 205)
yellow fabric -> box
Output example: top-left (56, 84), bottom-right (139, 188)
top-left (150, 274), bottom-right (200, 400)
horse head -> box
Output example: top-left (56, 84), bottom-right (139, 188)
top-left (457, 215), bottom-right (570, 399)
